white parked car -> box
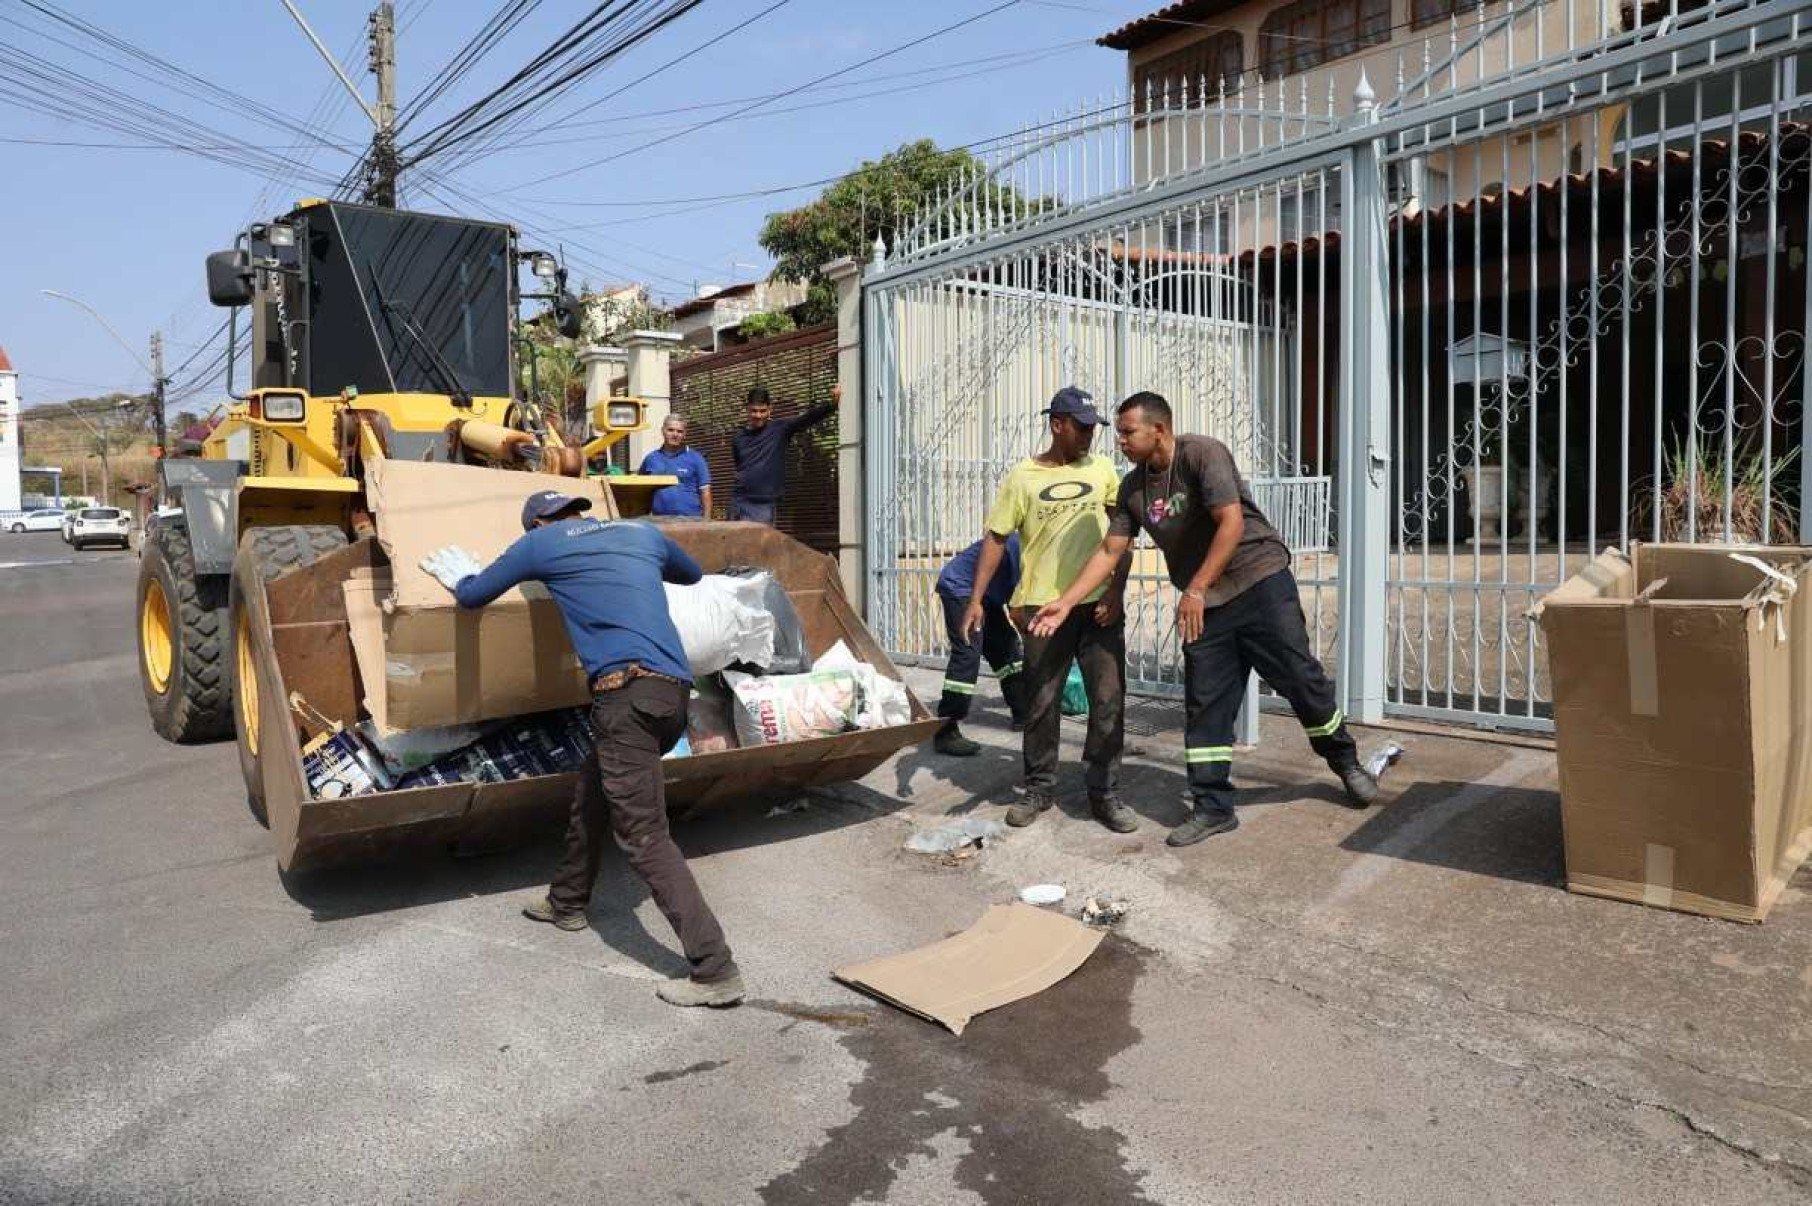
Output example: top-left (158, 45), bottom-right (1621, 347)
top-left (8, 509), bottom-right (67, 534)
top-left (70, 507), bottom-right (131, 550)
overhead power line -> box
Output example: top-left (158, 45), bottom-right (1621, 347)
top-left (513, 0), bottom-right (1024, 190)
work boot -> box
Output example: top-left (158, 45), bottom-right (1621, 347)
top-left (1166, 806), bottom-right (1239, 847)
top-left (1005, 789), bottom-right (1056, 828)
top-left (657, 972), bottom-right (747, 1008)
top-left (934, 722), bottom-right (981, 757)
top-left (522, 896), bottom-right (588, 931)
top-left (1332, 761), bottom-right (1380, 809)
top-left (1089, 793), bottom-right (1140, 833)
top-left (1009, 713), bottom-right (1028, 733)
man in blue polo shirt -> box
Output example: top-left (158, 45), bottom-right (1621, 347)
top-left (637, 415), bottom-right (713, 518)
top-left (420, 490), bottom-right (744, 1009)
top-left (933, 533), bottom-right (1028, 756)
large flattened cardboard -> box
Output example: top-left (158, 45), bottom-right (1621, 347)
top-left (361, 459), bottom-right (606, 729)
top-left (1538, 544), bottom-right (1812, 922)
top-left (833, 903), bottom-right (1104, 1035)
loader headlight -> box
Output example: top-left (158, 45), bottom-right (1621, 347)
top-left (593, 400), bottom-right (642, 432)
top-left (267, 222), bottom-right (296, 249)
top-left (530, 252), bottom-right (559, 280)
top-left (259, 391), bottom-right (306, 423)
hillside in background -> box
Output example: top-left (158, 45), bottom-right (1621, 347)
top-left (15, 393), bottom-right (169, 507)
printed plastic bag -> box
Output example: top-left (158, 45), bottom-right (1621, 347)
top-left (812, 640), bottom-right (912, 730)
top-left (721, 566), bottom-right (809, 673)
top-left (725, 669), bottom-right (860, 746)
top-left (1061, 662), bottom-right (1089, 716)
top-left (664, 576), bottom-right (775, 675)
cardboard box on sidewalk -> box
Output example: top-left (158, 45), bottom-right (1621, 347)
top-left (1536, 544), bottom-right (1812, 922)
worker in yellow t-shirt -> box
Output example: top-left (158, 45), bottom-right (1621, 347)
top-left (962, 387), bottom-right (1137, 834)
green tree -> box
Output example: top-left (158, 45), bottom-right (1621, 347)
top-left (759, 139), bottom-right (1027, 324)
top-left (738, 310), bottom-right (796, 340)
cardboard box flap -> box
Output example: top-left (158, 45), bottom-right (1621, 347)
top-left (343, 576), bottom-right (393, 733)
top-left (1531, 547), bottom-right (1634, 621)
top-left (832, 903), bottom-right (1104, 1036)
top-left (366, 459), bottom-right (617, 611)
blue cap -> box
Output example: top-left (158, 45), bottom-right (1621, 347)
top-left (521, 489), bottom-right (592, 531)
top-left (1042, 386), bottom-right (1102, 426)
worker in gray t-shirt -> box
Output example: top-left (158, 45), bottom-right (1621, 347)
top-left (1030, 390), bottom-right (1379, 848)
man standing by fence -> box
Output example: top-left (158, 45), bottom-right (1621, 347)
top-left (730, 383), bottom-right (840, 524)
top-left (1032, 391), bottom-right (1378, 848)
top-left (965, 386), bottom-right (1137, 834)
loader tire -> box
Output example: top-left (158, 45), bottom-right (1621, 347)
top-left (138, 523), bottom-right (233, 743)
top-left (230, 525), bottom-right (349, 826)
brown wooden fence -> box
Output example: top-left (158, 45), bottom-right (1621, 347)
top-left (667, 324), bottom-right (839, 554)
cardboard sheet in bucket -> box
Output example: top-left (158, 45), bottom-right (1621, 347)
top-left (350, 459), bottom-right (609, 731)
top-left (833, 903), bottom-right (1104, 1035)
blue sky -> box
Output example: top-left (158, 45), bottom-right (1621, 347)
top-left (1, 0), bottom-right (1155, 408)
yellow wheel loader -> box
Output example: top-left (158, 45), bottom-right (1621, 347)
top-left (136, 200), bottom-right (935, 869)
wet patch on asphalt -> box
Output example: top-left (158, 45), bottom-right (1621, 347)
top-left (759, 937), bottom-right (1154, 1205)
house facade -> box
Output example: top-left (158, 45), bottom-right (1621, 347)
top-left (1103, 0), bottom-right (1622, 235)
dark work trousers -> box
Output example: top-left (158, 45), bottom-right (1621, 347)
top-left (1183, 568), bottom-right (1359, 814)
top-left (936, 592), bottom-right (1028, 723)
top-left (731, 497), bottom-right (777, 525)
top-left (547, 676), bottom-right (737, 983)
top-left (1016, 604), bottom-right (1125, 798)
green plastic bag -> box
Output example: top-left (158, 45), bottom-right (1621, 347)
top-left (1060, 662), bottom-right (1089, 716)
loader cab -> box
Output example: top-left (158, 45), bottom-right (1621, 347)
top-left (210, 200), bottom-right (524, 405)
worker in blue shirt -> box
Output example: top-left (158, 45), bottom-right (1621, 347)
top-left (730, 383), bottom-right (840, 524)
top-left (637, 415), bottom-right (713, 518)
top-left (933, 533), bottom-right (1029, 756)
top-left (420, 489), bottom-right (744, 1009)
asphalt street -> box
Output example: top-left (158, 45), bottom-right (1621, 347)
top-left (2, 530), bottom-right (1810, 1204)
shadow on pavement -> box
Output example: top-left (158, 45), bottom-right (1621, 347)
top-left (1338, 779), bottom-right (1565, 886)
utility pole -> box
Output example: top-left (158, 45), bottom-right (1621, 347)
top-left (280, 1), bottom-right (398, 207)
top-left (149, 331), bottom-right (168, 459)
top-left (366, 2), bottom-right (399, 208)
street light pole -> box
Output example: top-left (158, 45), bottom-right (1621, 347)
top-left (40, 289), bottom-right (168, 458)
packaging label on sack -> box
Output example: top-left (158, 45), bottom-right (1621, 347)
top-left (728, 669), bottom-right (860, 746)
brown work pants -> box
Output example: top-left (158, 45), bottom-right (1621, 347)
top-left (547, 676), bottom-right (738, 983)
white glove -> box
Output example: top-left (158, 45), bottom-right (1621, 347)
top-left (419, 545), bottom-right (484, 593)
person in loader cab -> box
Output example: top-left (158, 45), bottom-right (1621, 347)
top-left (730, 382), bottom-right (840, 524)
top-left (420, 490), bottom-right (744, 1009)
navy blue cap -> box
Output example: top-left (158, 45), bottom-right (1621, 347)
top-left (1041, 386), bottom-right (1103, 426)
top-left (521, 489), bottom-right (592, 531)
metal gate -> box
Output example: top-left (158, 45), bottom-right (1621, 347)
top-left (863, 0), bottom-right (1812, 733)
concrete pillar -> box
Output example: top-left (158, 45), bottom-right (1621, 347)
top-left (824, 255), bottom-right (864, 613)
top-left (577, 344), bottom-right (626, 412)
top-left (623, 329), bottom-right (682, 466)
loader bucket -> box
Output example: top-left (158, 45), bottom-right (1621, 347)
top-left (243, 524), bottom-right (939, 873)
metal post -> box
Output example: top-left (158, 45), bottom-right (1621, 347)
top-left (1339, 75), bottom-right (1390, 724)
